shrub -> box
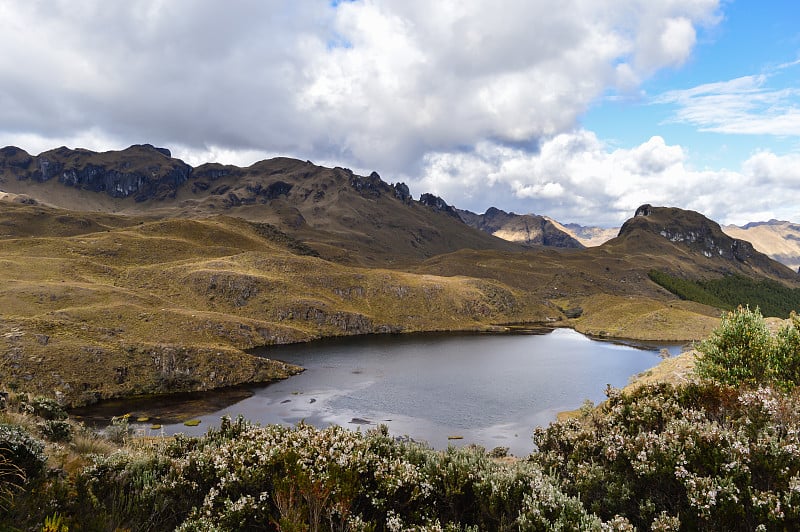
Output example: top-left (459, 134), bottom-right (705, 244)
top-left (0, 423), bottom-right (46, 481)
top-left (38, 420), bottom-right (72, 443)
top-left (533, 382), bottom-right (800, 530)
top-left (20, 396), bottom-right (67, 421)
top-left (696, 306), bottom-right (800, 390)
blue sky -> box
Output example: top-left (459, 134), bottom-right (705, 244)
top-left (0, 1), bottom-right (799, 226)
top-left (583, 0), bottom-right (800, 170)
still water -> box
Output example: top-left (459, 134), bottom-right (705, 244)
top-left (72, 328), bottom-right (682, 456)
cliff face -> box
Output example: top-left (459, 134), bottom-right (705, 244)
top-left (0, 144), bottom-right (192, 201)
top-left (458, 207), bottom-right (584, 248)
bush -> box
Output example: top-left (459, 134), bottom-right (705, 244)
top-left (0, 423), bottom-right (46, 481)
top-left (533, 382), bottom-right (800, 530)
top-left (61, 417), bottom-right (605, 530)
top-left (39, 420), bottom-right (72, 443)
top-left (20, 396), bottom-right (67, 421)
top-left (696, 306), bottom-right (800, 390)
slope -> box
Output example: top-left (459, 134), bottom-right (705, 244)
top-left (0, 201), bottom-right (553, 406)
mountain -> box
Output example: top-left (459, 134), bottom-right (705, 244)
top-left (608, 204), bottom-right (798, 282)
top-left (457, 207), bottom-right (583, 248)
top-left (555, 220), bottom-right (619, 247)
top-left (0, 145), bottom-right (524, 266)
top-left (723, 220), bottom-right (800, 272)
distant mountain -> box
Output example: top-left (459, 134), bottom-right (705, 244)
top-left (457, 207), bottom-right (583, 248)
top-left (723, 220), bottom-right (800, 272)
top-left (554, 220), bottom-right (619, 247)
top-left (0, 145), bottom-right (524, 266)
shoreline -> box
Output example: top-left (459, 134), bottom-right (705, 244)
top-left (70, 325), bottom-right (690, 430)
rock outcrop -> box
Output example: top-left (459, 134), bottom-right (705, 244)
top-left (1, 144), bottom-right (192, 201)
top-left (419, 193), bottom-right (461, 218)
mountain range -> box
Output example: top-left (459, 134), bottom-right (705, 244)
top-left (1, 144), bottom-right (798, 406)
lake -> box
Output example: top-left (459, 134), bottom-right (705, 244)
top-left (71, 328), bottom-right (683, 456)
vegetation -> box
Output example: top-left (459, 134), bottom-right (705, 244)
top-left (649, 270), bottom-right (800, 318)
top-left (0, 308), bottom-right (798, 530)
top-left (696, 306), bottom-right (800, 391)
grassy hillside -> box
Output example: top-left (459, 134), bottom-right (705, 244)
top-left (0, 203), bottom-right (555, 406)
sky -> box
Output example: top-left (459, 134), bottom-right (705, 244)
top-left (1, 0), bottom-right (799, 227)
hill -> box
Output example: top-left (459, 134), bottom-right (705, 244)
top-left (457, 207), bottom-right (583, 248)
top-left (611, 204), bottom-right (797, 282)
top-left (555, 220), bottom-right (619, 247)
top-left (0, 200), bottom-right (558, 405)
top-left (723, 219), bottom-right (800, 272)
top-left (0, 145), bottom-right (523, 266)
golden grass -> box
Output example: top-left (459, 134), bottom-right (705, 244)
top-left (0, 202), bottom-right (733, 406)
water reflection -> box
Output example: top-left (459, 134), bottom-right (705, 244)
top-left (71, 328), bottom-right (683, 456)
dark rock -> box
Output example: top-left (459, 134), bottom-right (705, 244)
top-left (263, 180), bottom-right (293, 199)
top-left (0, 146), bottom-right (33, 174)
top-left (349, 171), bottom-right (389, 197)
top-left (6, 145), bottom-right (191, 201)
top-left (635, 204), bottom-right (652, 217)
top-left (419, 193), bottom-right (461, 218)
top-left (393, 182), bottom-right (412, 203)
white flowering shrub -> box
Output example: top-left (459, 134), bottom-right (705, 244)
top-left (534, 382), bottom-right (800, 530)
top-left (50, 415), bottom-right (601, 530)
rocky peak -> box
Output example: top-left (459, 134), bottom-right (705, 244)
top-left (418, 193), bottom-right (460, 218)
top-left (457, 207), bottom-right (583, 248)
top-left (348, 170), bottom-right (390, 198)
top-left (620, 204), bottom-right (755, 261)
top-left (393, 182), bottom-right (412, 204)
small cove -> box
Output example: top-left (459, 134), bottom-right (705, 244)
top-left (72, 328), bottom-right (683, 456)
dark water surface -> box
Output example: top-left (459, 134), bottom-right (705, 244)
top-left (72, 328), bottom-right (682, 456)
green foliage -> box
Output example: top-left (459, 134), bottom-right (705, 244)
top-left (20, 395), bottom-right (68, 421)
top-left (42, 512), bottom-right (69, 532)
top-left (696, 306), bottom-right (800, 390)
top-left (648, 270), bottom-right (728, 309)
top-left (38, 420), bottom-right (72, 443)
top-left (649, 270), bottom-right (800, 318)
top-left (35, 416), bottom-right (600, 531)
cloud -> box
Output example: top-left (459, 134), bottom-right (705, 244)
top-left (3, 0), bottom-right (755, 226)
top-left (0, 1), bottom-right (718, 170)
top-left (655, 71), bottom-right (800, 136)
top-left (413, 131), bottom-right (800, 227)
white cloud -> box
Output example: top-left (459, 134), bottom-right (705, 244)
top-left (655, 72), bottom-right (800, 135)
top-left (0, 0), bottom-right (719, 172)
top-left (413, 131), bottom-right (800, 227)
top-left (9, 0), bottom-right (775, 226)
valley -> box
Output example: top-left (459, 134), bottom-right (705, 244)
top-left (1, 145), bottom-right (798, 407)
